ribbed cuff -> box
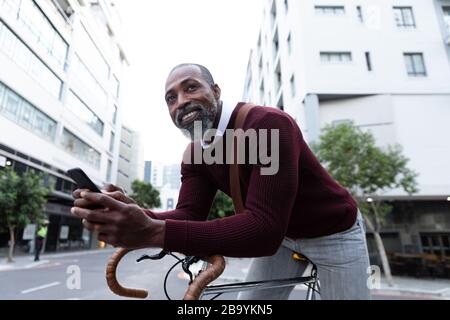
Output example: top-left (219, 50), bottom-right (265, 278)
top-left (142, 209), bottom-right (157, 219)
top-left (163, 219), bottom-right (189, 254)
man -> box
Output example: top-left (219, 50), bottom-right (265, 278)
top-left (72, 64), bottom-right (371, 300)
top-left (34, 220), bottom-right (48, 261)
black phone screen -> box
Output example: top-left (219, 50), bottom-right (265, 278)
top-left (67, 168), bottom-right (102, 193)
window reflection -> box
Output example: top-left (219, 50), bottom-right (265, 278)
top-left (66, 90), bottom-right (104, 136)
top-left (61, 128), bottom-right (101, 169)
top-left (0, 21), bottom-right (63, 99)
top-left (0, 81), bottom-right (57, 141)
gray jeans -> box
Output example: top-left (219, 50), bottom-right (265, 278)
top-left (237, 211), bottom-right (371, 300)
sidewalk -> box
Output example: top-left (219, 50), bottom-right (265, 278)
top-left (0, 248), bottom-right (115, 272)
top-left (372, 275), bottom-right (450, 299)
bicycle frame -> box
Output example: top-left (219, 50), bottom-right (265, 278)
top-left (198, 262), bottom-right (320, 300)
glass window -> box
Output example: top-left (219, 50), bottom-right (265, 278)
top-left (112, 75), bottom-right (120, 99)
top-left (109, 131), bottom-right (115, 153)
top-left (287, 33), bottom-right (292, 55)
top-left (19, 101), bottom-right (33, 127)
top-left (3, 90), bottom-right (21, 120)
top-left (420, 233), bottom-right (450, 257)
top-left (71, 54), bottom-right (108, 109)
top-left (404, 53), bottom-right (427, 77)
top-left (443, 236), bottom-right (450, 248)
top-left (0, 0), bottom-right (21, 22)
top-left (15, 41), bottom-right (31, 70)
top-left (62, 179), bottom-right (74, 194)
top-left (443, 7), bottom-right (450, 35)
top-left (290, 75), bottom-right (296, 98)
top-left (394, 7), bottom-right (416, 28)
top-left (66, 91), bottom-right (104, 136)
top-left (52, 36), bottom-right (68, 68)
top-left (106, 159), bottom-right (112, 182)
top-left (75, 25), bottom-right (110, 86)
top-left (61, 129), bottom-right (101, 169)
top-left (365, 52), bottom-right (372, 71)
top-left (0, 21), bottom-right (62, 99)
top-left (0, 82), bottom-right (5, 111)
top-left (12, 0), bottom-right (69, 68)
top-left (0, 22), bottom-right (16, 56)
top-left (55, 177), bottom-right (63, 191)
top-left (315, 6), bottom-right (345, 15)
top-left (0, 81), bottom-right (57, 141)
top-left (112, 105), bottom-right (118, 124)
top-left (320, 52), bottom-right (352, 63)
top-left (357, 6), bottom-right (364, 23)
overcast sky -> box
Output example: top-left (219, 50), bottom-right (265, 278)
top-left (115, 0), bottom-right (264, 164)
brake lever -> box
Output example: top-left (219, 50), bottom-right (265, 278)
top-left (136, 250), bottom-right (168, 263)
top-left (182, 256), bottom-right (201, 284)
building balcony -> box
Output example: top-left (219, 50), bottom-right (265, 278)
top-left (51, 0), bottom-right (75, 25)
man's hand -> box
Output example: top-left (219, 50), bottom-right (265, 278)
top-left (71, 191), bottom-right (165, 249)
top-left (72, 184), bottom-right (136, 210)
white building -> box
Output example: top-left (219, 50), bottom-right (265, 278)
top-left (0, 0), bottom-right (128, 252)
top-left (116, 124), bottom-right (144, 194)
top-left (148, 162), bottom-right (181, 189)
top-left (147, 162), bottom-right (181, 212)
top-left (243, 0), bottom-right (450, 262)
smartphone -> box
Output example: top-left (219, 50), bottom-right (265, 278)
top-left (67, 168), bottom-right (104, 210)
top-left (67, 168), bottom-right (102, 193)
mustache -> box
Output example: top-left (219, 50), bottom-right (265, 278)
top-left (176, 103), bottom-right (207, 125)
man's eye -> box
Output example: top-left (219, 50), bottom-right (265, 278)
top-left (187, 85), bottom-right (198, 92)
top-left (167, 96), bottom-right (176, 103)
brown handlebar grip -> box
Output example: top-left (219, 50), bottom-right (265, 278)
top-left (106, 248), bottom-right (149, 299)
top-left (183, 255), bottom-right (226, 300)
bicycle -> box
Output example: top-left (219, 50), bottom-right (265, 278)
top-left (105, 248), bottom-right (320, 300)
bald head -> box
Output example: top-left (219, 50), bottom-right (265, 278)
top-left (167, 63), bottom-right (215, 86)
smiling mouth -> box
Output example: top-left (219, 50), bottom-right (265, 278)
top-left (179, 109), bottom-right (202, 127)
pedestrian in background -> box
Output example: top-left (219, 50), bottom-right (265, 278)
top-left (34, 220), bottom-right (49, 261)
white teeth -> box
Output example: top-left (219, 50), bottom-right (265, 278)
top-left (182, 111), bottom-right (197, 121)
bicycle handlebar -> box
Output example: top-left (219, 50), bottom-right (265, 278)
top-left (106, 248), bottom-right (149, 299)
top-left (183, 255), bottom-right (226, 300)
top-left (105, 248), bottom-right (226, 300)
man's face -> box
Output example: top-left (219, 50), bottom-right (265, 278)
top-left (165, 65), bottom-right (221, 141)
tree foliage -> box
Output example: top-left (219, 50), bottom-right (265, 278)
top-left (0, 167), bottom-right (48, 232)
top-left (312, 123), bottom-right (419, 286)
top-left (209, 191), bottom-right (234, 220)
top-left (130, 180), bottom-right (161, 209)
top-left (0, 167), bottom-right (48, 262)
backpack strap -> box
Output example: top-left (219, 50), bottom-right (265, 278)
top-left (230, 103), bottom-right (256, 214)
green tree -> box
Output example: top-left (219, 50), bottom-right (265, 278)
top-left (209, 191), bottom-right (234, 220)
top-left (0, 167), bottom-right (48, 262)
top-left (130, 180), bottom-right (161, 209)
top-left (312, 123), bottom-right (418, 287)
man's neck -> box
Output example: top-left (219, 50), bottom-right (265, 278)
top-left (212, 101), bottom-right (223, 131)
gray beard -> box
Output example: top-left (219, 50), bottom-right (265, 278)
top-left (177, 101), bottom-right (217, 141)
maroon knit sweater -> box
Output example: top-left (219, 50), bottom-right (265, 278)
top-left (144, 103), bottom-right (358, 258)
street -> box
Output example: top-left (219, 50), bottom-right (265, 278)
top-left (0, 249), bottom-right (442, 300)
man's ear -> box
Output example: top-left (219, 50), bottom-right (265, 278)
top-left (212, 84), bottom-right (221, 100)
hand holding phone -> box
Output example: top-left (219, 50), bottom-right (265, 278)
top-left (67, 168), bottom-right (103, 209)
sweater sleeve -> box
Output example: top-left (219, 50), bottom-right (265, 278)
top-left (142, 146), bottom-right (217, 221)
top-left (163, 113), bottom-right (301, 258)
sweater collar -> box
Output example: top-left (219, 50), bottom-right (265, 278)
top-left (201, 101), bottom-right (245, 149)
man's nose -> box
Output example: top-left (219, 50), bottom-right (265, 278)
top-left (173, 94), bottom-right (190, 114)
